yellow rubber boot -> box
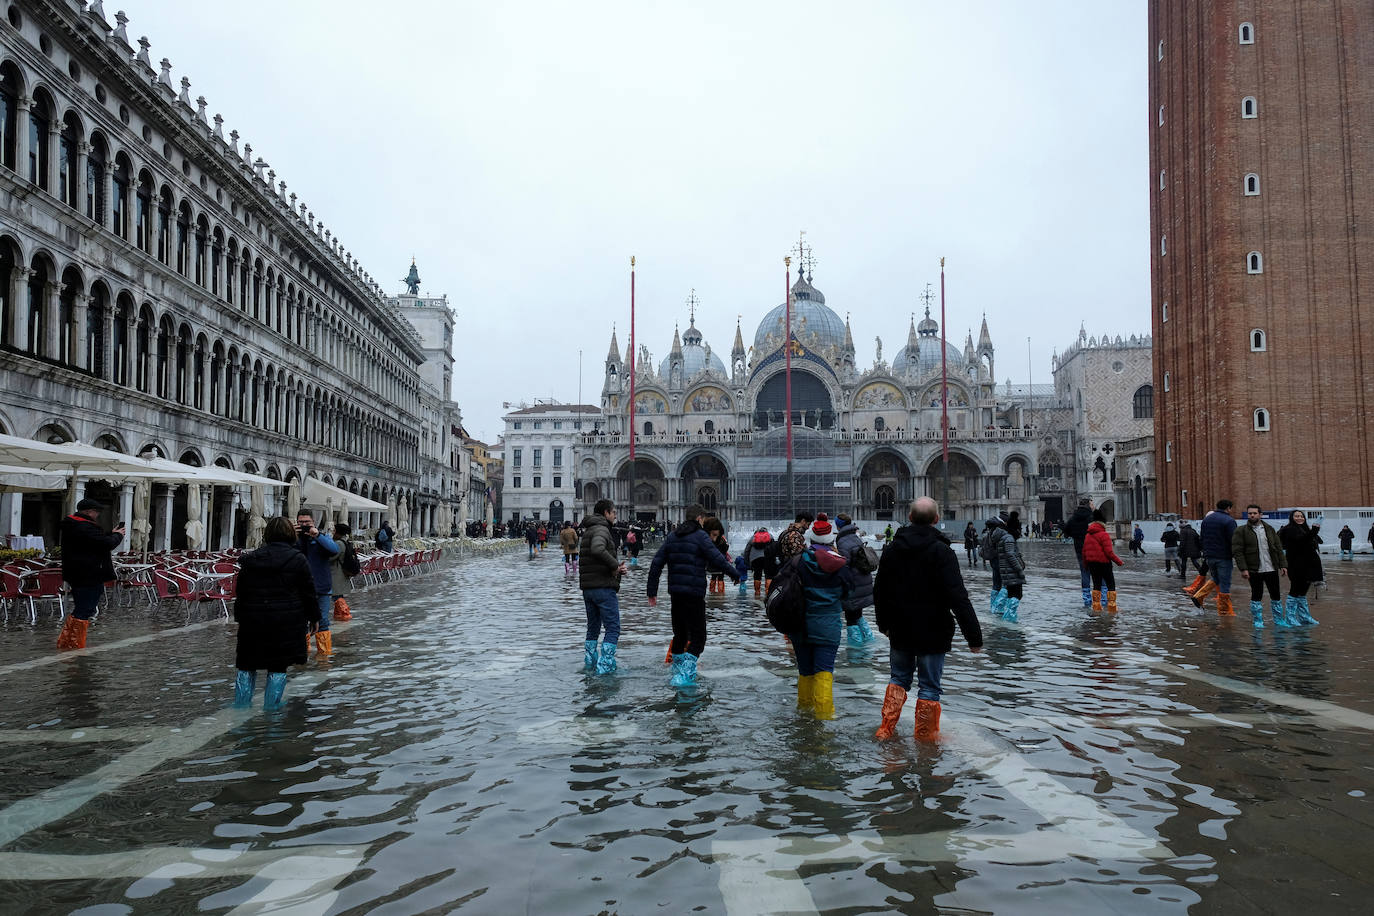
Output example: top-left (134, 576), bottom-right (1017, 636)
top-left (874, 683), bottom-right (907, 739)
top-left (796, 674), bottom-right (815, 710)
top-left (812, 671), bottom-right (835, 720)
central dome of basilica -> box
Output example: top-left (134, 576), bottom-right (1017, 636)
top-left (752, 274), bottom-right (847, 359)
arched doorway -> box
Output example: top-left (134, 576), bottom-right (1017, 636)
top-left (549, 499), bottom-right (565, 525)
top-left (752, 369), bottom-right (835, 430)
top-left (859, 450), bottom-right (913, 521)
top-left (617, 458), bottom-right (665, 524)
top-left (682, 453), bottom-right (729, 519)
top-left (924, 452), bottom-right (985, 520)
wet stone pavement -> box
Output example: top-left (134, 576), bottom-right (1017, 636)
top-left (0, 539), bottom-right (1372, 914)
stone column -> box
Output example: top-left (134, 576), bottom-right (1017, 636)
top-left (123, 312), bottom-right (137, 387)
top-left (100, 306), bottom-right (115, 381)
top-left (71, 294), bottom-right (90, 368)
top-left (8, 266), bottom-right (31, 349)
top-left (15, 97), bottom-right (31, 183)
top-left (157, 487), bottom-right (174, 552)
top-left (199, 344), bottom-right (212, 411)
top-left (46, 124), bottom-right (61, 197)
top-left (101, 158), bottom-right (114, 233)
top-left (76, 141), bottom-right (89, 213)
top-left (43, 282), bottom-right (61, 360)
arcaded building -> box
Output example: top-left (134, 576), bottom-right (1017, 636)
top-left (1149, 2), bottom-right (1374, 513)
top-left (0, 2), bottom-right (456, 544)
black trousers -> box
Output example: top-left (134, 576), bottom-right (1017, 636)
top-left (1289, 577), bottom-right (1313, 598)
top-left (1248, 570), bottom-right (1281, 601)
top-left (1087, 561), bottom-right (1116, 591)
top-left (669, 593), bottom-right (708, 657)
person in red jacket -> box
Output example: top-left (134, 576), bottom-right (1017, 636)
top-left (1081, 509), bottom-right (1125, 613)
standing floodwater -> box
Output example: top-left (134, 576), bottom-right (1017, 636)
top-left (1, 540), bottom-right (1372, 913)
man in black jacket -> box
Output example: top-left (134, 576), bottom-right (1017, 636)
top-left (647, 503), bottom-right (740, 688)
top-left (1062, 497), bottom-right (1095, 607)
top-left (579, 499), bottom-right (627, 674)
top-left (56, 497), bottom-right (125, 650)
top-left (873, 497), bottom-right (983, 742)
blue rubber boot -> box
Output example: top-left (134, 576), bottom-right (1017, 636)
top-left (263, 672), bottom-right (287, 709)
top-left (1249, 600), bottom-right (1265, 629)
top-left (583, 639), bottom-right (598, 671)
top-left (738, 580), bottom-right (748, 596)
top-left (1081, 587), bottom-right (1093, 608)
top-left (1003, 597), bottom-right (1020, 624)
top-left (669, 652), bottom-right (698, 687)
top-left (846, 625), bottom-right (864, 646)
top-left (1270, 600), bottom-right (1287, 629)
top-left (595, 642), bottom-right (618, 675)
top-left (1295, 596), bottom-right (1319, 626)
top-left (233, 670), bottom-right (256, 708)
top-left (857, 618), bottom-right (877, 643)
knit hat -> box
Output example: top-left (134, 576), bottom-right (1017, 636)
top-left (76, 497), bottom-right (104, 511)
top-left (808, 512), bottom-right (836, 545)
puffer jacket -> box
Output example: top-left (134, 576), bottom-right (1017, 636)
top-left (987, 525), bottom-right (1026, 587)
top-left (578, 515), bottom-right (621, 591)
top-left (60, 513), bottom-right (123, 587)
top-left (1082, 521), bottom-right (1124, 566)
top-left (234, 541), bottom-right (317, 671)
top-left (791, 546), bottom-right (854, 647)
top-left (646, 519), bottom-right (739, 597)
top-left (297, 530), bottom-right (340, 595)
top-left (1232, 522), bottom-right (1286, 573)
top-left (873, 524), bottom-right (982, 655)
top-left (1200, 510), bottom-right (1238, 558)
top-left (834, 522), bottom-right (874, 617)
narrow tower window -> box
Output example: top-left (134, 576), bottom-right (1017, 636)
top-left (1247, 251), bottom-right (1263, 274)
top-left (1161, 235), bottom-right (1167, 256)
top-left (1162, 300), bottom-right (1169, 322)
top-left (1251, 329), bottom-right (1267, 351)
top-left (1160, 169), bottom-right (1166, 190)
top-left (1157, 39), bottom-right (1164, 60)
top-left (1242, 97), bottom-right (1257, 118)
top-left (1239, 22), bottom-right (1254, 44)
top-left (1159, 104), bottom-right (1165, 126)
top-left (1166, 441), bottom-right (1173, 462)
top-left (1244, 173), bottom-right (1260, 195)
top-left (1254, 408), bottom-right (1270, 431)
top-left (1163, 371), bottom-right (1171, 392)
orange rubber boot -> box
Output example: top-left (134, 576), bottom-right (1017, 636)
top-left (1217, 593), bottom-right (1236, 616)
top-left (314, 630), bottom-right (333, 656)
top-left (874, 684), bottom-right (907, 739)
top-left (56, 616), bottom-right (90, 651)
top-left (753, 579), bottom-right (761, 596)
top-left (664, 643), bottom-right (673, 664)
top-left (1183, 574), bottom-right (1207, 596)
top-left (1107, 590), bottom-right (1118, 613)
top-left (1090, 590), bottom-right (1102, 612)
top-left (332, 597), bottom-right (352, 621)
top-left (1191, 579), bottom-right (1218, 608)
top-left (914, 699), bottom-right (942, 741)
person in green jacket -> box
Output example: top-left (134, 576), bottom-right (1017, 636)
top-left (1232, 504), bottom-right (1287, 630)
top-left (579, 500), bottom-right (628, 673)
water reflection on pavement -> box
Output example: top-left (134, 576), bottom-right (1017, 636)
top-left (0, 540), bottom-right (1371, 914)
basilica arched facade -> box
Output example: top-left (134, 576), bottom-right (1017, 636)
top-left (577, 272), bottom-right (1045, 525)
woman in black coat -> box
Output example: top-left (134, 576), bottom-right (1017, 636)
top-left (1278, 510), bottom-right (1323, 627)
top-left (234, 517), bottom-right (320, 708)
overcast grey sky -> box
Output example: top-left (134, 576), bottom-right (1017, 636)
top-left (132, 0), bottom-right (1149, 443)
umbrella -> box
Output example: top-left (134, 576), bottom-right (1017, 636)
top-left (129, 478), bottom-right (152, 556)
top-left (286, 478), bottom-right (301, 518)
top-left (390, 495), bottom-right (401, 536)
top-left (401, 497), bottom-right (413, 538)
top-left (0, 464), bottom-right (69, 493)
top-left (184, 483), bottom-right (205, 550)
top-left (302, 477), bottom-right (388, 512)
top-left (245, 485), bottom-right (267, 548)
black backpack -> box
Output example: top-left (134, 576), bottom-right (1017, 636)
top-left (852, 541), bottom-right (880, 574)
top-left (340, 542), bottom-right (361, 577)
top-left (764, 555), bottom-right (807, 634)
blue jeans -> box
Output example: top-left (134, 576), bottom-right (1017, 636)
top-left (582, 587), bottom-right (621, 644)
top-left (889, 649), bottom-right (946, 701)
top-left (1205, 555), bottom-right (1232, 593)
top-left (792, 641), bottom-right (838, 676)
top-left (1076, 551), bottom-right (1091, 590)
top-left (315, 593), bottom-right (332, 631)
top-left (72, 584), bottom-right (103, 621)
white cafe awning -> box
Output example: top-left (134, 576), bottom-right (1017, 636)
top-left (302, 477), bottom-right (390, 513)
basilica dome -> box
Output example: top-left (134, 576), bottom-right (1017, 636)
top-left (752, 274), bottom-right (847, 359)
top-left (892, 310), bottom-right (966, 375)
top-left (659, 320), bottom-right (727, 378)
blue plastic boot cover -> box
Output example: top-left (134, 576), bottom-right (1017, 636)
top-left (846, 625), bottom-right (864, 646)
top-left (1296, 596), bottom-right (1318, 626)
top-left (595, 642), bottom-right (618, 675)
top-left (1277, 596), bottom-right (1296, 628)
top-left (858, 618), bottom-right (877, 643)
top-left (1271, 601), bottom-right (1287, 629)
top-left (669, 652), bottom-right (698, 687)
top-left (584, 639), bottom-right (598, 671)
top-left (1249, 600), bottom-right (1265, 628)
top-left (1082, 587), bottom-right (1093, 607)
top-left (1003, 597), bottom-right (1020, 623)
top-left (738, 581), bottom-right (748, 595)
top-left (629, 557), bottom-right (639, 567)
top-left (990, 590), bottom-right (1002, 616)
top-left (263, 672), bottom-right (287, 709)
top-left (233, 669), bottom-right (256, 707)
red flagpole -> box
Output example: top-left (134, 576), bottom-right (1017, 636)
top-left (785, 256), bottom-right (793, 461)
top-left (940, 257), bottom-right (949, 465)
top-left (628, 256), bottom-right (636, 518)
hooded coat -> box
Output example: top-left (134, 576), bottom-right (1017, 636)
top-left (1063, 504), bottom-right (1094, 554)
top-left (646, 518), bottom-right (739, 598)
top-left (1082, 521), bottom-right (1124, 566)
top-left (834, 521), bottom-right (874, 617)
top-left (986, 524), bottom-right (1026, 587)
top-left (234, 541), bottom-right (318, 671)
top-left (579, 515), bottom-right (622, 591)
top-left (873, 524), bottom-right (982, 655)
top-left (60, 514), bottom-right (124, 587)
top-left (792, 546), bottom-right (855, 647)
top-left (1178, 524), bottom-right (1202, 559)
top-left (1279, 522), bottom-right (1323, 584)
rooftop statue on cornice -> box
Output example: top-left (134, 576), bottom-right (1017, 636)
top-left (229, 130), bottom-right (240, 156)
top-left (136, 37), bottom-right (152, 71)
top-left (112, 11), bottom-right (130, 47)
top-left (214, 114), bottom-right (225, 140)
top-left (158, 58), bottom-right (174, 90)
top-left (178, 76), bottom-right (193, 107)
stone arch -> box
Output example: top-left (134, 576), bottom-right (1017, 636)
top-left (92, 431), bottom-right (126, 452)
top-left (752, 365), bottom-right (838, 430)
top-left (32, 419), bottom-right (76, 444)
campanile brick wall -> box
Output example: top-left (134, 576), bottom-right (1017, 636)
top-left (1149, 1), bottom-right (1374, 513)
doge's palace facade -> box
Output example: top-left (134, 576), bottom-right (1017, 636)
top-left (0, 0), bottom-right (435, 546)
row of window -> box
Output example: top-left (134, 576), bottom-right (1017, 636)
top-left (511, 420), bottom-right (581, 430)
top-left (510, 476), bottom-right (562, 489)
top-left (510, 447), bottom-right (563, 469)
top-left (1160, 239), bottom-right (1266, 274)
top-left (1157, 22), bottom-right (1255, 62)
